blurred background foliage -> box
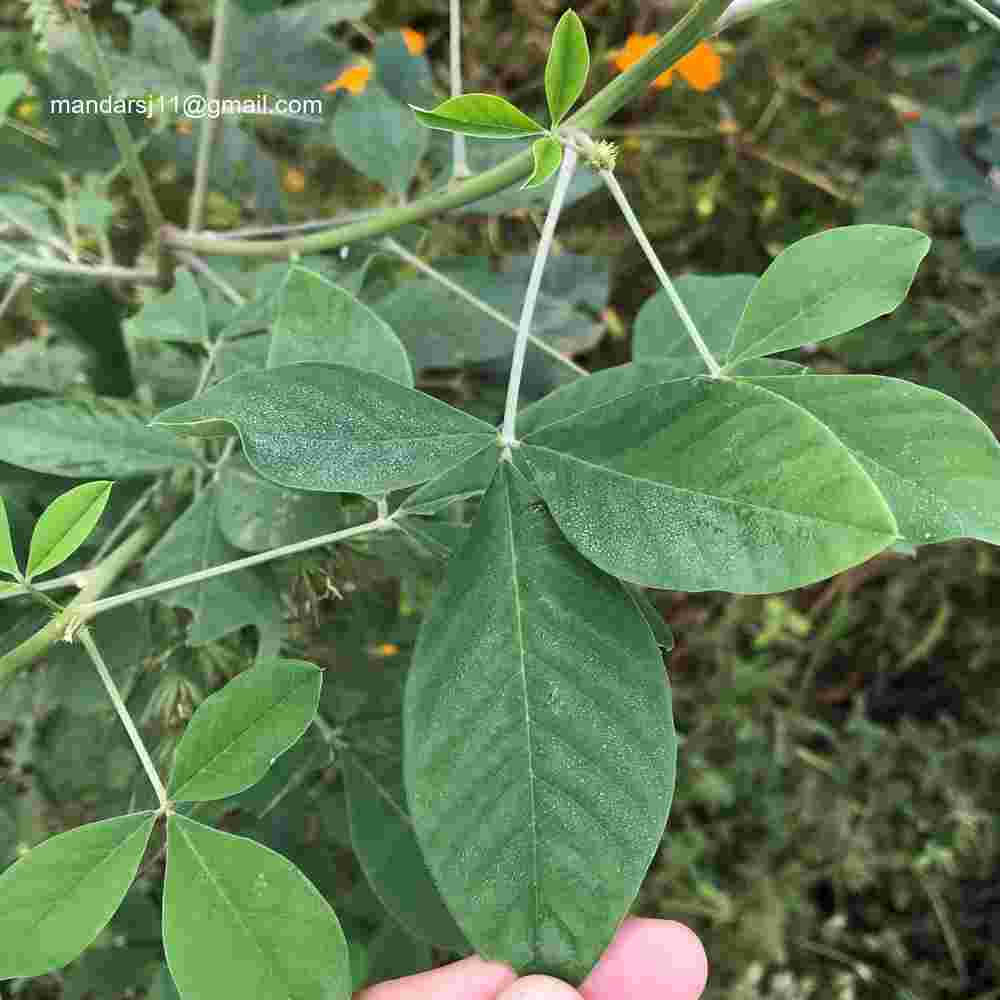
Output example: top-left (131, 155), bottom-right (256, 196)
top-left (1, 0), bottom-right (999, 998)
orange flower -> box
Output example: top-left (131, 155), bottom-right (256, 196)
top-left (401, 27), bottom-right (427, 56)
top-left (373, 642), bottom-right (400, 658)
top-left (324, 64), bottom-right (372, 96)
top-left (282, 167), bottom-right (306, 194)
top-left (613, 33), bottom-right (722, 92)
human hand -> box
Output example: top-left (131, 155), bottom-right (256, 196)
top-left (355, 917), bottom-right (707, 1000)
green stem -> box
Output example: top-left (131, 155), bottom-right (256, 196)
top-left (14, 256), bottom-right (161, 284)
top-left (952, 0), bottom-right (1000, 31)
top-left (501, 146), bottom-right (578, 446)
top-left (69, 10), bottom-right (165, 239)
top-left (0, 521), bottom-right (159, 686)
top-left (381, 238), bottom-right (588, 377)
top-left (164, 0), bottom-right (731, 259)
top-left (599, 166), bottom-right (722, 377)
top-left (188, 0), bottom-right (230, 232)
top-left (79, 627), bottom-right (168, 808)
top-left (449, 0), bottom-right (470, 179)
top-left (79, 517), bottom-right (389, 620)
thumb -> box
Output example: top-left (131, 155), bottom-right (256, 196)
top-left (496, 975), bottom-right (582, 1000)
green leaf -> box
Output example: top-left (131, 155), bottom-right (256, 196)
top-left (163, 815), bottom-right (351, 1000)
top-left (152, 364), bottom-right (497, 494)
top-left (726, 226), bottom-right (931, 367)
top-left (0, 812), bottom-right (156, 979)
top-left (623, 583), bottom-right (673, 651)
top-left (633, 274), bottom-right (758, 372)
top-left (168, 658), bottom-right (322, 802)
top-left (0, 399), bottom-right (196, 478)
top-left (522, 137), bottom-right (564, 190)
top-left (342, 748), bottom-right (468, 951)
top-left (544, 10), bottom-right (590, 126)
top-left (398, 445), bottom-right (499, 515)
top-left (333, 84), bottom-right (429, 197)
top-left (124, 271), bottom-right (210, 345)
top-left (411, 94), bottom-right (547, 139)
top-left (909, 121), bottom-right (989, 201)
top-left (404, 463), bottom-right (675, 983)
top-left (217, 456), bottom-right (343, 552)
top-left (741, 374), bottom-right (1000, 547)
top-left (26, 481), bottom-right (112, 581)
top-left (141, 483), bottom-right (283, 644)
top-left (517, 376), bottom-right (899, 593)
top-left (268, 266), bottom-right (412, 386)
top-left (962, 199), bottom-right (1000, 250)
top-left (373, 32), bottom-right (435, 107)
top-left (0, 496), bottom-right (20, 580)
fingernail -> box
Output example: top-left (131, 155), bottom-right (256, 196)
top-left (496, 974), bottom-right (582, 1000)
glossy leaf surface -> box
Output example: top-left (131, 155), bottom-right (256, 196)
top-left (0, 813), bottom-right (155, 979)
top-left (26, 481), bottom-right (112, 581)
top-left (545, 10), bottom-right (589, 126)
top-left (726, 226), bottom-right (931, 366)
top-left (405, 463), bottom-right (675, 982)
top-left (411, 94), bottom-right (546, 139)
top-left (518, 376), bottom-right (899, 593)
top-left (169, 658), bottom-right (322, 802)
top-left (163, 815), bottom-right (351, 1000)
top-left (152, 364), bottom-right (496, 494)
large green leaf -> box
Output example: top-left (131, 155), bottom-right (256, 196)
top-left (517, 376), bottom-right (899, 593)
top-left (404, 463), bottom-right (675, 983)
top-left (544, 10), bottom-right (590, 126)
top-left (217, 456), bottom-right (343, 552)
top-left (168, 658), bottom-right (322, 802)
top-left (726, 226), bottom-right (931, 366)
top-left (141, 484), bottom-right (282, 644)
top-left (163, 815), bottom-right (351, 1000)
top-left (411, 94), bottom-right (547, 139)
top-left (342, 747), bottom-right (468, 951)
top-left (152, 364), bottom-right (496, 494)
top-left (124, 271), bottom-right (210, 345)
top-left (268, 266), bottom-right (412, 385)
top-left (0, 399), bottom-right (196, 477)
top-left (0, 813), bottom-right (155, 979)
top-left (332, 85), bottom-right (429, 198)
top-left (632, 274), bottom-right (758, 373)
top-left (26, 481), bottom-right (112, 581)
top-left (741, 374), bottom-right (1000, 546)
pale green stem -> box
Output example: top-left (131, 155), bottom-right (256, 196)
top-left (188, 0), bottom-right (230, 232)
top-left (599, 167), bottom-right (722, 378)
top-left (952, 0), bottom-right (1000, 31)
top-left (449, 0), bottom-right (470, 179)
top-left (0, 273), bottom-right (29, 323)
top-left (175, 250), bottom-right (246, 305)
top-left (164, 0), bottom-right (731, 260)
top-left (500, 146), bottom-right (579, 446)
top-left (69, 10), bottom-right (164, 238)
top-left (90, 480), bottom-right (160, 566)
top-left (0, 203), bottom-right (74, 257)
top-left (14, 256), bottom-right (161, 284)
top-left (0, 571), bottom-right (88, 602)
top-left (381, 238), bottom-right (588, 377)
top-left (79, 518), bottom-right (389, 620)
top-left (79, 627), bottom-right (169, 808)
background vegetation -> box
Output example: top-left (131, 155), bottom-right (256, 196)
top-left (1, 1), bottom-right (998, 998)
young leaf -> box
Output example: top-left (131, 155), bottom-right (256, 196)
top-left (517, 376), bottom-right (899, 594)
top-left (0, 812), bottom-right (156, 979)
top-left (168, 658), bottom-right (322, 802)
top-left (163, 815), bottom-right (351, 1000)
top-left (25, 481), bottom-right (112, 581)
top-left (268, 266), bottom-right (413, 386)
top-left (124, 270), bottom-right (209, 345)
top-left (741, 375), bottom-right (1000, 547)
top-left (151, 364), bottom-right (497, 494)
top-left (544, 10), bottom-right (590, 126)
top-left (404, 463), bottom-right (675, 983)
top-left (522, 137), bottom-right (564, 190)
top-left (0, 497), bottom-right (20, 580)
top-left (342, 748), bottom-right (468, 951)
top-left (0, 399), bottom-right (197, 478)
top-left (410, 94), bottom-right (547, 139)
top-left (725, 226), bottom-right (932, 367)
top-left (141, 483), bottom-right (283, 645)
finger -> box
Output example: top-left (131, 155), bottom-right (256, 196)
top-left (497, 975), bottom-right (582, 999)
top-left (354, 954), bottom-right (516, 1000)
top-left (580, 918), bottom-right (708, 1000)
